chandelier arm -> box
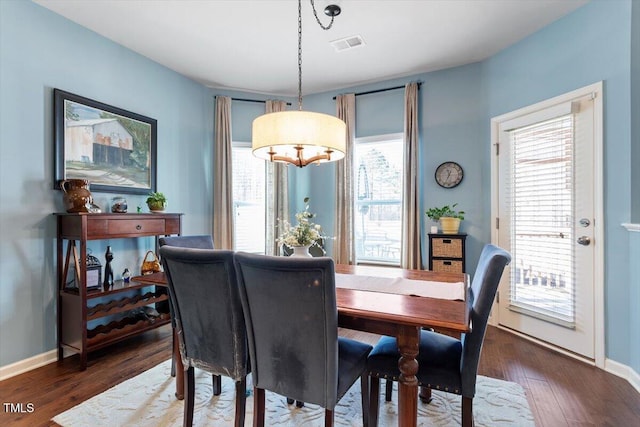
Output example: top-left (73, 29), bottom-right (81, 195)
top-left (267, 150), bottom-right (335, 168)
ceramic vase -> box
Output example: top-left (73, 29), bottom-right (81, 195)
top-left (290, 245), bottom-right (312, 257)
top-left (60, 179), bottom-right (93, 213)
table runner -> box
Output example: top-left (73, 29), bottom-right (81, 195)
top-left (335, 273), bottom-right (465, 300)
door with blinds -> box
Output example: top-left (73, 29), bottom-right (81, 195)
top-left (491, 82), bottom-right (603, 362)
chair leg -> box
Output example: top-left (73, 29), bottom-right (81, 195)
top-left (234, 377), bottom-right (247, 427)
top-left (171, 330), bottom-right (176, 377)
top-left (419, 386), bottom-right (432, 403)
top-left (213, 374), bottom-right (222, 396)
top-left (384, 379), bottom-right (393, 402)
top-left (369, 376), bottom-right (380, 427)
top-left (183, 367), bottom-right (195, 427)
top-left (253, 387), bottom-right (265, 427)
top-left (462, 396), bottom-right (474, 427)
top-left (360, 374), bottom-right (369, 427)
top-left (286, 397), bottom-right (304, 407)
top-left (324, 408), bottom-right (334, 427)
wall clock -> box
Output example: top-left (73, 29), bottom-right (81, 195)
top-left (435, 162), bottom-right (464, 188)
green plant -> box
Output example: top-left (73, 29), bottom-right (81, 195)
top-left (146, 192), bottom-right (167, 210)
top-left (425, 203), bottom-right (465, 221)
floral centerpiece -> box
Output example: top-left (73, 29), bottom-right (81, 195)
top-left (278, 197), bottom-right (328, 255)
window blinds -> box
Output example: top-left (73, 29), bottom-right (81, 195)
top-left (508, 114), bottom-right (576, 325)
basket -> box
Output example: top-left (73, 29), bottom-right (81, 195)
top-left (431, 238), bottom-right (463, 258)
top-left (141, 250), bottom-right (162, 275)
top-left (432, 260), bottom-right (463, 273)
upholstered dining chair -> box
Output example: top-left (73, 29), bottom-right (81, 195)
top-left (159, 246), bottom-right (249, 427)
top-left (366, 244), bottom-right (511, 427)
top-left (234, 253), bottom-right (373, 427)
top-left (158, 235), bottom-right (223, 393)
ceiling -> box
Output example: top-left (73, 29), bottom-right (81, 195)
top-left (34, 0), bottom-right (588, 97)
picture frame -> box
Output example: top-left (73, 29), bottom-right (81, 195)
top-left (54, 89), bottom-right (157, 195)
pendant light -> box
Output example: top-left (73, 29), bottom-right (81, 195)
top-left (252, 0), bottom-right (346, 167)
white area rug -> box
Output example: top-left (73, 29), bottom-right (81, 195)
top-left (53, 360), bottom-right (535, 426)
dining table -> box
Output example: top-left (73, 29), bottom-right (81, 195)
top-left (132, 264), bottom-right (470, 427)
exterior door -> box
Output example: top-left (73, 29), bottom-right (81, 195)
top-left (491, 82), bottom-right (603, 363)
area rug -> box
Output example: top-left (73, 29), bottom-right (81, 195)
top-left (53, 360), bottom-right (535, 426)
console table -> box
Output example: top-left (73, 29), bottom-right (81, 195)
top-left (55, 212), bottom-right (182, 369)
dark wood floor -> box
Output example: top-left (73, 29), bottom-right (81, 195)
top-left (1, 325), bottom-right (638, 426)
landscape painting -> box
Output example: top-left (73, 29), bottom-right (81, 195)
top-left (54, 89), bottom-right (157, 194)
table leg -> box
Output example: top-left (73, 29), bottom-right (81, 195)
top-left (396, 326), bottom-right (420, 427)
top-left (174, 328), bottom-right (184, 400)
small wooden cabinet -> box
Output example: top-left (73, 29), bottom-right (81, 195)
top-left (56, 213), bottom-right (182, 369)
top-left (428, 233), bottom-right (467, 273)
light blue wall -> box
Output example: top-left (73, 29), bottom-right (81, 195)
top-left (630, 0), bottom-right (640, 377)
top-left (630, 231), bottom-right (640, 375)
top-left (632, 0), bottom-right (640, 223)
top-left (0, 1), bottom-right (213, 365)
top-left (484, 0), bottom-right (634, 366)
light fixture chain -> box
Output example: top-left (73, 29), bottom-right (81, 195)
top-left (310, 0), bottom-right (335, 30)
top-left (298, 0), bottom-right (303, 111)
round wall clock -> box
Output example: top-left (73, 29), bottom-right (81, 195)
top-left (435, 162), bottom-right (464, 188)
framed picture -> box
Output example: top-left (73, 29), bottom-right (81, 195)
top-left (54, 89), bottom-right (157, 194)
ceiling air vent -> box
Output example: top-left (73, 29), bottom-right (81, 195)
top-left (330, 35), bottom-right (365, 52)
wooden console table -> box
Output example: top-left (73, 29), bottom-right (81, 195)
top-left (55, 212), bottom-right (182, 369)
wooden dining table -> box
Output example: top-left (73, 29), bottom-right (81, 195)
top-left (133, 264), bottom-right (470, 427)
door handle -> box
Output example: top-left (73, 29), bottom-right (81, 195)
top-left (577, 236), bottom-right (591, 246)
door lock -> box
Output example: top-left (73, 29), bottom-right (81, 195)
top-left (577, 236), bottom-right (591, 246)
top-left (579, 218), bottom-right (591, 227)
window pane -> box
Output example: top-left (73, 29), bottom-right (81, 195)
top-left (354, 137), bottom-right (403, 264)
top-left (509, 115), bottom-right (575, 323)
top-left (232, 145), bottom-right (266, 253)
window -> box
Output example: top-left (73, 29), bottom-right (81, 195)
top-left (353, 133), bottom-right (404, 265)
top-left (232, 142), bottom-right (265, 253)
top-left (508, 115), bottom-right (575, 322)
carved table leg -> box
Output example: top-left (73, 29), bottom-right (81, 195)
top-left (396, 326), bottom-right (420, 427)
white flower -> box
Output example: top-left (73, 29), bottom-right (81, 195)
top-left (277, 198), bottom-right (330, 251)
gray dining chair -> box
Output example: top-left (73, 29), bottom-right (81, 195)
top-left (158, 235), bottom-right (223, 394)
top-left (159, 246), bottom-right (249, 427)
top-left (366, 244), bottom-right (511, 427)
top-left (234, 252), bottom-right (373, 427)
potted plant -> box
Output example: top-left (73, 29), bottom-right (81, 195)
top-left (425, 203), bottom-right (465, 234)
top-left (277, 197), bottom-right (329, 257)
top-left (146, 192), bottom-right (167, 212)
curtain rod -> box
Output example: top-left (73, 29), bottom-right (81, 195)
top-left (332, 82), bottom-right (422, 100)
top-left (231, 97), bottom-right (292, 106)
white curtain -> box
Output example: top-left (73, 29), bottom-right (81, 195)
top-left (401, 83), bottom-right (422, 269)
top-left (334, 93), bottom-right (356, 264)
top-left (265, 100), bottom-right (289, 255)
top-left (213, 96), bottom-right (234, 249)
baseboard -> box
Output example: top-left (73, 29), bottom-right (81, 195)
top-left (0, 350), bottom-right (59, 381)
top-left (605, 358), bottom-right (640, 394)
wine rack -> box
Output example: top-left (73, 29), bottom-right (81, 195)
top-left (55, 213), bottom-right (182, 369)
